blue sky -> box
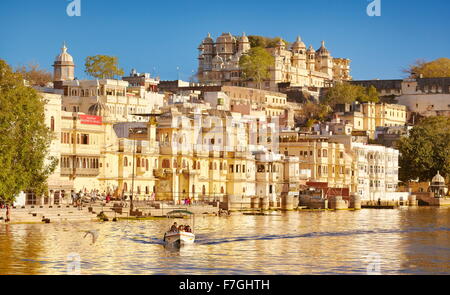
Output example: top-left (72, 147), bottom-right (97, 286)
top-left (0, 0), bottom-right (449, 81)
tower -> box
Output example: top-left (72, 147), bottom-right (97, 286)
top-left (238, 32), bottom-right (251, 53)
top-left (53, 42), bottom-right (75, 89)
top-left (306, 45), bottom-right (316, 71)
top-left (291, 36), bottom-right (306, 69)
top-left (315, 41), bottom-right (333, 77)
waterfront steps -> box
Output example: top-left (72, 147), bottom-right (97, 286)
top-left (1, 206), bottom-right (97, 223)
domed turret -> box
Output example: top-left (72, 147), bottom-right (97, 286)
top-left (316, 40), bottom-right (330, 56)
top-left (53, 42), bottom-right (75, 86)
top-left (292, 36), bottom-right (306, 51)
top-left (432, 171), bottom-right (445, 184)
top-left (88, 102), bottom-right (111, 117)
top-left (203, 33), bottom-right (214, 44)
top-left (430, 171), bottom-right (448, 198)
top-left (238, 32), bottom-right (251, 53)
top-left (55, 43), bottom-right (74, 63)
top-left (240, 32), bottom-right (249, 43)
top-left (216, 32), bottom-right (236, 55)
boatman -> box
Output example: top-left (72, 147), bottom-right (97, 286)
top-left (170, 222), bottom-right (178, 232)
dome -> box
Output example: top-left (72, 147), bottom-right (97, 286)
top-left (203, 33), bottom-right (214, 44)
top-left (276, 39), bottom-right (285, 46)
top-left (432, 171), bottom-right (445, 184)
top-left (239, 32), bottom-right (249, 43)
top-left (316, 41), bottom-right (330, 55)
top-left (216, 32), bottom-right (235, 44)
top-left (55, 43), bottom-right (74, 63)
top-left (292, 36), bottom-right (306, 49)
top-left (307, 45), bottom-right (315, 53)
top-left (88, 102), bottom-right (110, 117)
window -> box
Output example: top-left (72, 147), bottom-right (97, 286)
top-left (162, 159), bottom-right (170, 168)
top-left (50, 117), bottom-right (55, 131)
top-left (124, 157), bottom-right (128, 167)
top-left (80, 134), bottom-right (89, 145)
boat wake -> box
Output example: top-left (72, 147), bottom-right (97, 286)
top-left (123, 226), bottom-right (450, 246)
top-left (194, 226), bottom-right (450, 246)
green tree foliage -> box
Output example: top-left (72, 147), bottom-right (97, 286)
top-left (397, 116), bottom-right (450, 182)
top-left (404, 58), bottom-right (450, 78)
top-left (239, 47), bottom-right (274, 89)
top-left (248, 36), bottom-right (290, 48)
top-left (297, 102), bottom-right (331, 127)
top-left (323, 82), bottom-right (379, 107)
top-left (16, 63), bottom-right (53, 87)
top-left (0, 59), bottom-right (57, 209)
top-left (85, 55), bottom-right (124, 79)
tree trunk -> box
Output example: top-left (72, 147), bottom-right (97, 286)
top-left (6, 205), bottom-right (10, 222)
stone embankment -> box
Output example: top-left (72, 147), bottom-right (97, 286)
top-left (0, 201), bottom-right (220, 224)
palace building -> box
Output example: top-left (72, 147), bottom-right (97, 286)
top-left (197, 33), bottom-right (352, 94)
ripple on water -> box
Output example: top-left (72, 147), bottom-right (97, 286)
top-left (1, 209), bottom-right (450, 274)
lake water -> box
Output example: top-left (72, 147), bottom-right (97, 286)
top-left (0, 208), bottom-right (449, 275)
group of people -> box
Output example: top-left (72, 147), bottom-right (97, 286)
top-left (169, 222), bottom-right (193, 233)
top-left (183, 198), bottom-right (192, 206)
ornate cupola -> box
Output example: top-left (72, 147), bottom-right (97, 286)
top-left (429, 171), bottom-right (448, 198)
top-left (316, 40), bottom-right (330, 56)
top-left (53, 42), bottom-right (75, 89)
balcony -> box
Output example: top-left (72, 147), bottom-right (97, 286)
top-left (61, 167), bottom-right (99, 177)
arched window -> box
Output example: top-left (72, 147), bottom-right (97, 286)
top-left (124, 157), bottom-right (128, 167)
top-left (123, 183), bottom-right (128, 193)
top-left (50, 116), bottom-right (55, 131)
top-left (220, 187), bottom-right (224, 194)
top-left (173, 159), bottom-right (178, 168)
top-left (137, 158), bottom-right (141, 167)
top-left (197, 161), bottom-right (200, 169)
top-left (146, 159), bottom-right (149, 171)
top-left (192, 185), bottom-right (195, 193)
top-left (214, 162), bottom-right (217, 170)
top-left (202, 185), bottom-right (206, 196)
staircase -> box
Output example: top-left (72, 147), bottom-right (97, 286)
top-left (1, 206), bottom-right (98, 223)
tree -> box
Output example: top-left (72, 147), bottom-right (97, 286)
top-left (248, 35), bottom-right (290, 49)
top-left (239, 47), bottom-right (274, 89)
top-left (360, 85), bottom-right (380, 103)
top-left (397, 116), bottom-right (450, 183)
top-left (85, 55), bottom-right (124, 79)
top-left (323, 82), bottom-right (379, 107)
top-left (404, 58), bottom-right (450, 78)
top-left (0, 59), bottom-right (57, 221)
top-left (16, 63), bottom-right (53, 87)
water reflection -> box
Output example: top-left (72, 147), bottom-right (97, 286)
top-left (0, 208), bottom-right (449, 274)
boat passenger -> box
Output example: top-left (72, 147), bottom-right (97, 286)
top-left (178, 225), bottom-right (185, 232)
top-left (185, 225), bottom-right (192, 233)
top-left (170, 222), bottom-right (178, 232)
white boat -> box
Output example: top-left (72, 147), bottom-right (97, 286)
top-left (163, 230), bottom-right (195, 245)
top-left (163, 209), bottom-right (196, 247)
